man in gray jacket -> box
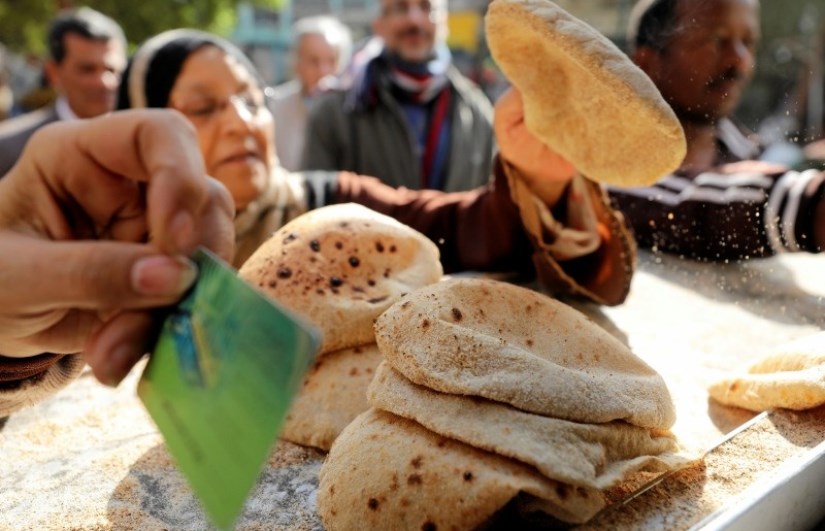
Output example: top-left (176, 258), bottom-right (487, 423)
top-left (301, 0), bottom-right (494, 192)
top-left (0, 7), bottom-right (126, 177)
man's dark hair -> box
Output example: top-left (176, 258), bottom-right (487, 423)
top-left (627, 0), bottom-right (680, 53)
top-left (47, 7), bottom-right (126, 63)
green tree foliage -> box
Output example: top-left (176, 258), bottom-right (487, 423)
top-left (0, 0), bottom-right (284, 54)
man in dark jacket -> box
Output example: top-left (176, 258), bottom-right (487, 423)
top-left (0, 7), bottom-right (126, 176)
top-left (608, 0), bottom-right (825, 260)
top-left (301, 0), bottom-right (494, 192)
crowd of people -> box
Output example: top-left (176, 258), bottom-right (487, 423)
top-left (0, 0), bottom-right (823, 411)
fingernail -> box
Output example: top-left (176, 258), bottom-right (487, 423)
top-left (170, 210), bottom-right (195, 252)
top-left (132, 255), bottom-right (198, 297)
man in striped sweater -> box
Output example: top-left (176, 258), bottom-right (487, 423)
top-left (609, 0), bottom-right (825, 260)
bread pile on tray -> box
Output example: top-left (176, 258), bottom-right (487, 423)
top-left (239, 203), bottom-right (442, 450)
top-left (317, 278), bottom-right (690, 528)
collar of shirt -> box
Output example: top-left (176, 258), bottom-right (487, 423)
top-left (54, 97), bottom-right (79, 121)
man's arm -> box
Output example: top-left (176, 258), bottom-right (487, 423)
top-left (335, 158), bottom-right (634, 306)
top-left (609, 164), bottom-right (825, 260)
top-left (335, 161), bottom-right (533, 275)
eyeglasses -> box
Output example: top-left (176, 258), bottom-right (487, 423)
top-left (382, 1), bottom-right (439, 19)
top-left (176, 92), bottom-right (264, 125)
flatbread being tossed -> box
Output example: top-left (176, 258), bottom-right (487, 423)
top-left (317, 409), bottom-right (606, 530)
top-left (239, 203), bottom-right (443, 355)
top-left (374, 278), bottom-right (676, 429)
top-left (368, 363), bottom-right (689, 490)
top-left (708, 332), bottom-right (825, 412)
top-left (486, 0), bottom-right (686, 186)
top-left (282, 344), bottom-right (383, 451)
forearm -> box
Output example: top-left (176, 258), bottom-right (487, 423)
top-left (609, 169), bottom-right (825, 261)
top-left (334, 164), bottom-right (534, 274)
top-left (336, 157), bottom-right (634, 305)
top-left (609, 181), bottom-right (772, 261)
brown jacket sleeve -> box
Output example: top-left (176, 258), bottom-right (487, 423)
top-left (0, 353), bottom-right (84, 416)
top-left (335, 155), bottom-right (635, 305)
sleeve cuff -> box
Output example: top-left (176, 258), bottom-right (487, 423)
top-left (0, 354), bottom-right (85, 417)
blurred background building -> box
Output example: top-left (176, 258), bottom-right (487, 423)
top-left (232, 0), bottom-right (633, 85)
top-left (1, 0), bottom-right (824, 145)
top-left (230, 0), bottom-right (824, 143)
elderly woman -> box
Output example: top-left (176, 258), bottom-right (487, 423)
top-left (118, 29), bottom-right (633, 305)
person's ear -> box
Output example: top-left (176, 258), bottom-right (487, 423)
top-left (44, 60), bottom-right (61, 91)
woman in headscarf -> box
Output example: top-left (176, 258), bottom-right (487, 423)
top-left (117, 29), bottom-right (634, 307)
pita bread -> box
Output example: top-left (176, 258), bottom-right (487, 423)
top-left (317, 409), bottom-right (606, 530)
top-left (368, 363), bottom-right (689, 489)
top-left (708, 332), bottom-right (825, 412)
top-left (485, 0), bottom-right (686, 186)
top-left (239, 204), bottom-right (443, 354)
top-left (375, 278), bottom-right (676, 429)
top-left (282, 344), bottom-right (383, 451)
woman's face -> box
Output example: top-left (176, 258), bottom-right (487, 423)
top-left (168, 45), bottom-right (275, 211)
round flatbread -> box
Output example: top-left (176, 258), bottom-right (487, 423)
top-left (708, 332), bottom-right (825, 412)
top-left (317, 409), bottom-right (606, 530)
top-left (239, 203), bottom-right (443, 355)
top-left (485, 0), bottom-right (686, 186)
top-left (368, 363), bottom-right (689, 489)
top-left (374, 278), bottom-right (676, 429)
top-left (282, 344), bottom-right (383, 451)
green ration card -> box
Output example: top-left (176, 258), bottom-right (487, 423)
top-left (138, 247), bottom-right (320, 530)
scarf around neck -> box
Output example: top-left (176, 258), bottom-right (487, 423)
top-left (385, 44), bottom-right (451, 104)
top-left (346, 38), bottom-right (452, 110)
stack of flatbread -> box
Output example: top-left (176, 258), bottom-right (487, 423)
top-left (318, 278), bottom-right (692, 528)
top-left (708, 332), bottom-right (825, 412)
top-left (238, 203), bottom-right (442, 450)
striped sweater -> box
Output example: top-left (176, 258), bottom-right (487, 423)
top-left (609, 119), bottom-right (825, 261)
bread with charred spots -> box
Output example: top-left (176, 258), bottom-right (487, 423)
top-left (239, 203), bottom-right (443, 356)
